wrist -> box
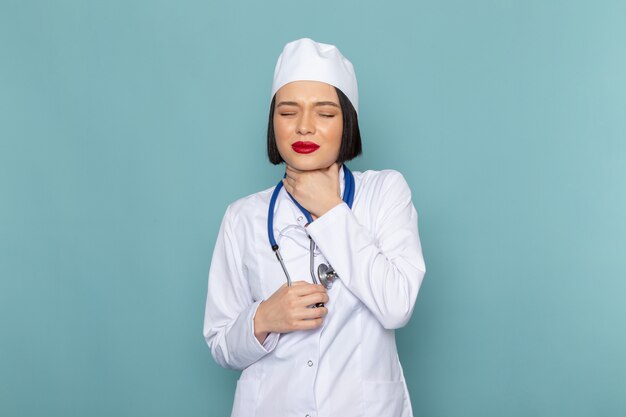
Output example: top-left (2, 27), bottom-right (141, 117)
top-left (254, 301), bottom-right (269, 342)
top-left (313, 197), bottom-right (343, 219)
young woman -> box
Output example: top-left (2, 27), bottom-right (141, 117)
top-left (204, 38), bottom-right (426, 417)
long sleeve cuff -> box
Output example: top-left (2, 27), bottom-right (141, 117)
top-left (250, 300), bottom-right (280, 352)
top-left (305, 202), bottom-right (360, 287)
top-left (208, 300), bottom-right (280, 370)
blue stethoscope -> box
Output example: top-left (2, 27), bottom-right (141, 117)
top-left (267, 165), bottom-right (355, 301)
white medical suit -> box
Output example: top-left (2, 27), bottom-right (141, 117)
top-left (203, 168), bottom-right (426, 417)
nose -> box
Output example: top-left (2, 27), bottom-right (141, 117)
top-left (297, 111), bottom-right (314, 135)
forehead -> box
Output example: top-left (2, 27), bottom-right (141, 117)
top-left (275, 80), bottom-right (338, 102)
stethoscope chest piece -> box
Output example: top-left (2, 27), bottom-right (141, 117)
top-left (318, 263), bottom-right (338, 289)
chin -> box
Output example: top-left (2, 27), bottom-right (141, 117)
top-left (285, 157), bottom-right (333, 171)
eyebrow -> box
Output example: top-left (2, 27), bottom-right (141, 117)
top-left (276, 100), bottom-right (340, 108)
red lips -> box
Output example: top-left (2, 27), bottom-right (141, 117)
top-left (291, 141), bottom-right (320, 154)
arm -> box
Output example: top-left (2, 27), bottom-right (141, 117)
top-left (305, 171), bottom-right (426, 330)
top-left (203, 206), bottom-right (279, 370)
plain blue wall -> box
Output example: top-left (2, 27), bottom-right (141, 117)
top-left (1, 1), bottom-right (625, 416)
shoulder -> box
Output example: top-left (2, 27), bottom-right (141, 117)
top-left (353, 168), bottom-right (411, 195)
top-left (221, 185), bottom-right (276, 225)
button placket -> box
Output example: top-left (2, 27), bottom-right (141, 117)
top-left (296, 214), bottom-right (307, 228)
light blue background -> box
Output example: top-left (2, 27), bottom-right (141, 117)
top-left (1, 1), bottom-right (625, 416)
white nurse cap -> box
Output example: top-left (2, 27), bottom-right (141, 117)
top-left (270, 38), bottom-right (359, 114)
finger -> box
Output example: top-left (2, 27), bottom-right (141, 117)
top-left (296, 306), bottom-right (328, 320)
top-left (281, 280), bottom-right (308, 296)
top-left (290, 308), bottom-right (327, 326)
top-left (297, 292), bottom-right (330, 307)
top-left (288, 283), bottom-right (327, 296)
top-left (294, 317), bottom-right (324, 330)
top-left (279, 280), bottom-right (306, 293)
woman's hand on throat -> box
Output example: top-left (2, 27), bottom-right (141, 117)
top-left (282, 163), bottom-right (343, 219)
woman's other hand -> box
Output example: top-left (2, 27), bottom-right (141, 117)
top-left (282, 163), bottom-right (343, 219)
top-left (254, 281), bottom-right (329, 343)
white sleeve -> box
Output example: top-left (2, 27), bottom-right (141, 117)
top-left (305, 171), bottom-right (426, 330)
top-left (203, 206), bottom-right (279, 370)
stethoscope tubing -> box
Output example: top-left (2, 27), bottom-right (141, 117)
top-left (267, 165), bottom-right (355, 307)
top-left (268, 164), bottom-right (354, 249)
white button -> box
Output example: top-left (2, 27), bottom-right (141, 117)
top-left (307, 360), bottom-right (313, 367)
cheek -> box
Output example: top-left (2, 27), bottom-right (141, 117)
top-left (325, 120), bottom-right (343, 147)
top-left (273, 119), bottom-right (290, 147)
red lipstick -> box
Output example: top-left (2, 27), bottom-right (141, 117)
top-left (291, 141), bottom-right (320, 154)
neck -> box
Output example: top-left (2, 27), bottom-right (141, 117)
top-left (284, 162), bottom-right (343, 173)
